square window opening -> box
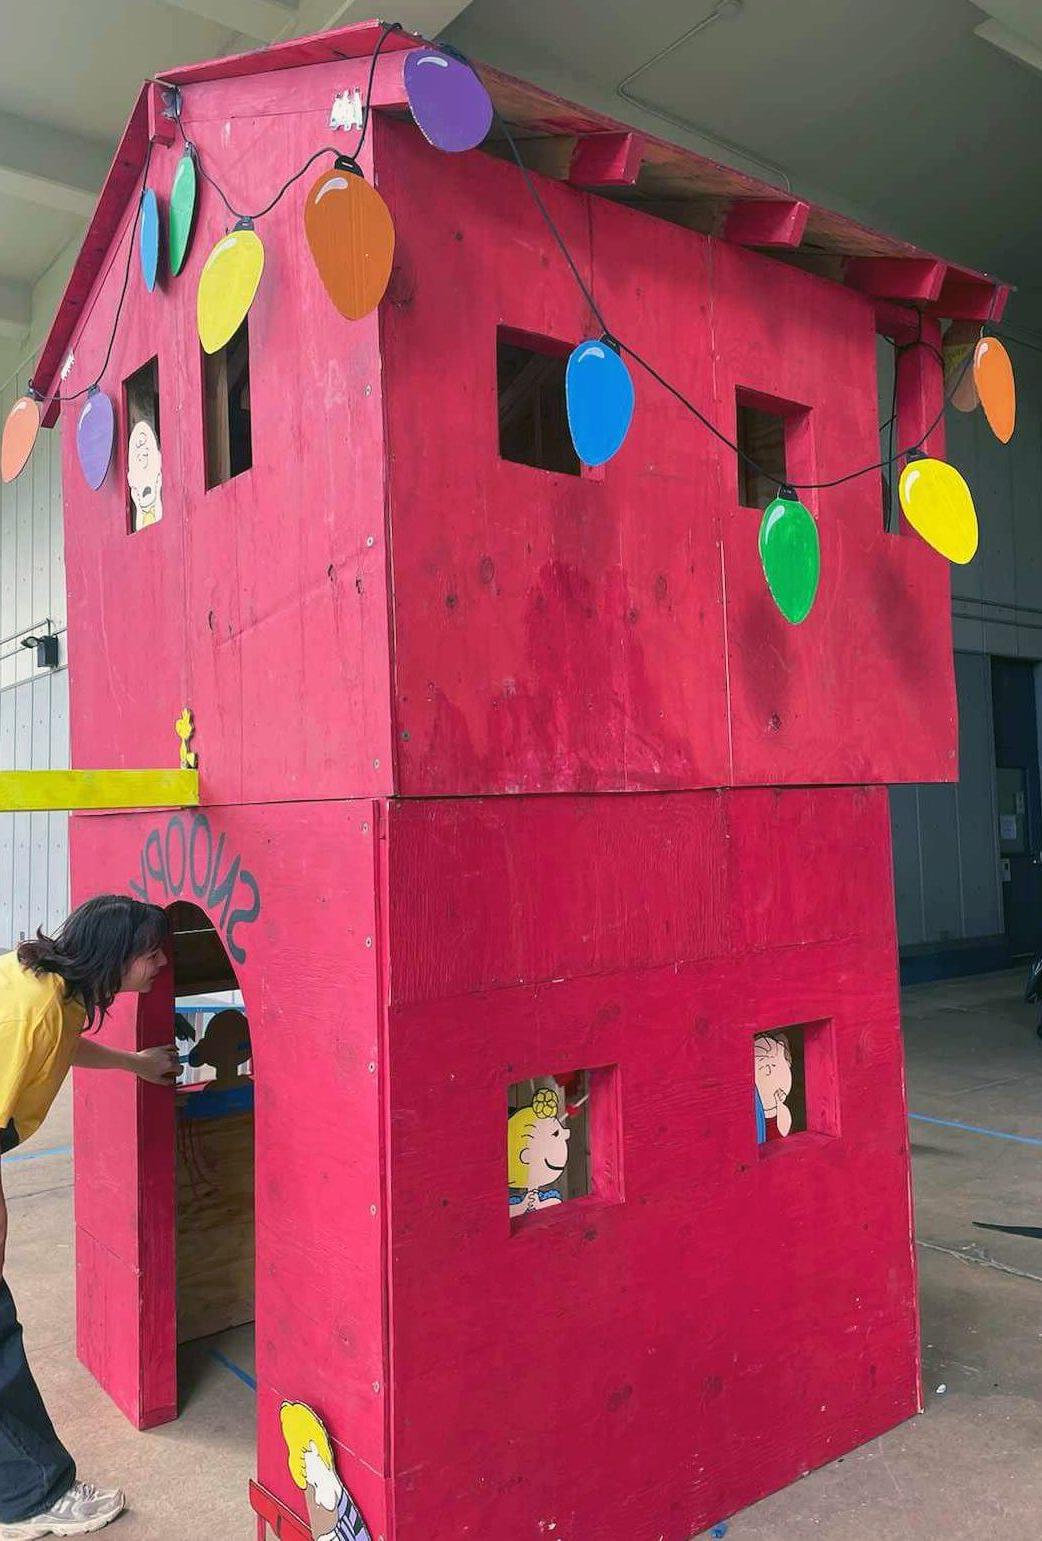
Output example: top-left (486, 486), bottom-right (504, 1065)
top-left (124, 356), bottom-right (161, 532)
top-left (507, 1066), bottom-right (621, 1223)
top-left (737, 400), bottom-right (788, 511)
top-left (877, 334), bottom-right (899, 532)
top-left (754, 1020), bottom-right (838, 1150)
top-left (497, 329), bottom-right (580, 477)
top-left (204, 318), bottom-right (252, 489)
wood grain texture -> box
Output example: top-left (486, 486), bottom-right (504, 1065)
top-left (57, 102), bottom-right (394, 806)
top-left (176, 1105), bottom-right (255, 1343)
top-left (48, 36), bottom-right (960, 1540)
top-left (723, 197), bottom-right (810, 249)
top-left (378, 118), bottom-right (957, 795)
top-left (384, 787), bottom-right (919, 1540)
top-left (71, 801), bottom-right (387, 1498)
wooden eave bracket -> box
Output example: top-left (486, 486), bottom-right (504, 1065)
top-left (723, 197), bottom-right (810, 249)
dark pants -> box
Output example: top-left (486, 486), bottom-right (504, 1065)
top-left (0, 1280), bottom-right (74, 1522)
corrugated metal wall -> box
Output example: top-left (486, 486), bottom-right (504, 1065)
top-left (0, 359), bottom-right (69, 948)
top-left (889, 328), bottom-right (1042, 951)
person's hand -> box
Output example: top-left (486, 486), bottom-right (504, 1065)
top-left (134, 1045), bottom-right (180, 1085)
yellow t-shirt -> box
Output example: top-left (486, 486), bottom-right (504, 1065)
top-left (0, 952), bottom-right (85, 1153)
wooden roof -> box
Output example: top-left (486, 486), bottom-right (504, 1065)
top-left (31, 18), bottom-right (1009, 415)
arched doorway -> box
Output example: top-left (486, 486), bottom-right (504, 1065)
top-left (168, 901), bottom-right (256, 1403)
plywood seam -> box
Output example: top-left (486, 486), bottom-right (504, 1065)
top-left (391, 930), bottom-right (876, 1010)
top-left (374, 133), bottom-right (403, 796)
top-left (372, 797), bottom-right (396, 1499)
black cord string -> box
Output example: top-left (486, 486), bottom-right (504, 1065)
top-left (32, 20), bottom-right (1001, 494)
top-left (31, 23), bottom-right (401, 407)
top-left (176, 130), bottom-right (349, 223)
top-left (171, 20), bottom-right (402, 223)
top-left (34, 137), bottom-right (157, 406)
top-left (883, 336), bottom-right (899, 531)
top-left (355, 20), bottom-right (404, 159)
top-left (498, 105), bottom-right (993, 495)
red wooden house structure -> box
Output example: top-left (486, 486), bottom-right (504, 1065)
top-left (30, 20), bottom-right (1007, 1541)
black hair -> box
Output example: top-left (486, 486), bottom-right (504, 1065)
top-left (18, 895), bottom-right (169, 1029)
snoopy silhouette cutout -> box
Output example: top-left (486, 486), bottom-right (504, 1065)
top-left (187, 1008), bottom-right (252, 1092)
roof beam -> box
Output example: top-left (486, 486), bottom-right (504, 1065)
top-left (271, 0), bottom-right (476, 43)
top-left (0, 278), bottom-right (31, 340)
top-left (0, 109), bottom-right (110, 219)
top-left (723, 197), bottom-right (810, 249)
top-left (569, 132), bottom-right (645, 190)
top-left (160, 0), bottom-right (301, 43)
top-left (844, 257), bottom-right (947, 304)
top-left (928, 271), bottom-right (1010, 323)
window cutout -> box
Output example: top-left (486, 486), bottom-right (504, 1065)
top-left (507, 1065), bottom-right (622, 1223)
top-left (877, 334), bottom-right (899, 532)
top-left (737, 400), bottom-right (787, 510)
top-left (508, 1073), bottom-right (590, 1214)
top-left (497, 329), bottom-right (580, 476)
top-left (204, 317), bottom-right (252, 489)
top-left (124, 356), bottom-right (162, 531)
top-left (754, 1021), bottom-right (838, 1149)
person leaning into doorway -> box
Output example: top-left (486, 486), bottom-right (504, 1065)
top-left (0, 896), bottom-right (178, 1539)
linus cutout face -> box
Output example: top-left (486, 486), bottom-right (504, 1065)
top-left (522, 1112), bottom-right (571, 1189)
top-left (127, 420), bottom-right (162, 524)
top-left (754, 1033), bottom-right (793, 1115)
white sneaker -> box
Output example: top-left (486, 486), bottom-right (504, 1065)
top-left (0, 1482), bottom-right (125, 1538)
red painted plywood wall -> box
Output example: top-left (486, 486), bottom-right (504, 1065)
top-left (384, 786), bottom-right (919, 1540)
top-left (70, 801), bottom-right (390, 1536)
top-left (59, 56), bottom-right (395, 807)
top-left (59, 83), bottom-right (955, 807)
top-left (378, 117), bottom-right (956, 797)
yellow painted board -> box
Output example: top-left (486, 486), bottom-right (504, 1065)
top-left (0, 770), bottom-right (200, 812)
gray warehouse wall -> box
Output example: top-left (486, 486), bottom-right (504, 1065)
top-left (890, 653), bottom-right (1003, 949)
top-left (890, 327), bottom-right (1042, 967)
top-left (0, 358), bottom-right (69, 949)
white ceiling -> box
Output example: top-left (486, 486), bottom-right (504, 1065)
top-left (0, 0), bottom-right (1040, 348)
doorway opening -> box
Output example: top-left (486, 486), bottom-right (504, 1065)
top-left (168, 901), bottom-right (256, 1402)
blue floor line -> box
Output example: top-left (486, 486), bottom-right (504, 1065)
top-left (3, 1143), bottom-right (72, 1163)
top-left (909, 1113), bottom-right (1042, 1149)
top-left (207, 1347), bottom-right (257, 1391)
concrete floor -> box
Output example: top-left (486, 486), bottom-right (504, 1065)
top-left (7, 969), bottom-right (1042, 1539)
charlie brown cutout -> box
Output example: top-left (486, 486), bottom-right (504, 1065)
top-left (280, 1401), bottom-right (372, 1541)
top-left (507, 1087), bottom-right (572, 1214)
top-left (754, 1032), bottom-right (794, 1144)
top-left (127, 419), bottom-right (162, 529)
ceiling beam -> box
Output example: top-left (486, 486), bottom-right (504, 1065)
top-left (975, 19), bottom-right (1042, 73)
top-left (0, 109), bottom-right (110, 219)
top-left (160, 0), bottom-right (302, 43)
top-left (0, 278), bottom-right (32, 340)
top-left (271, 0), bottom-right (476, 44)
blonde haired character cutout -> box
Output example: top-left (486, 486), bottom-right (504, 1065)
top-left (507, 1087), bottom-right (571, 1215)
top-left (280, 1401), bottom-right (372, 1541)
